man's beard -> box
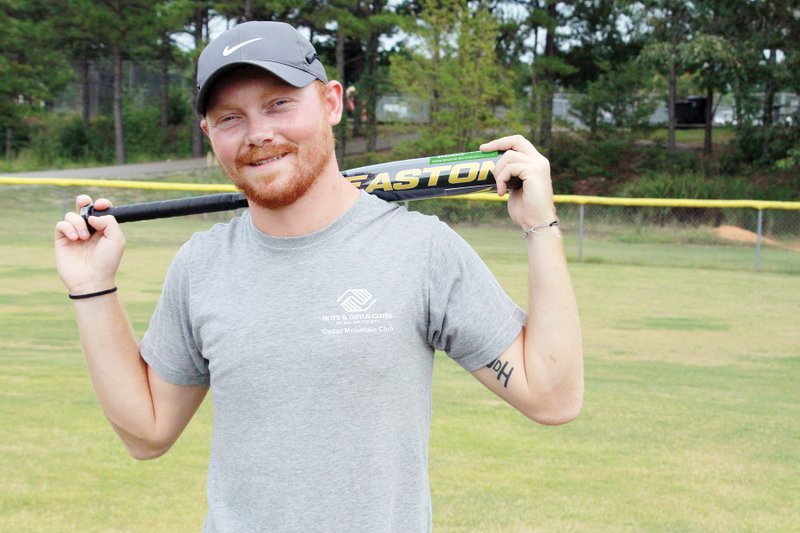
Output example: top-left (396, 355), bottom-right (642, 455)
top-left (229, 125), bottom-right (335, 210)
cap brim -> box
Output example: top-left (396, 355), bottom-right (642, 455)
top-left (197, 61), bottom-right (318, 115)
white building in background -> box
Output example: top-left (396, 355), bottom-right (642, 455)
top-left (376, 95), bottom-right (429, 123)
top-left (375, 91), bottom-right (798, 128)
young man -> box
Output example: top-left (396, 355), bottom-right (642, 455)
top-left (55, 21), bottom-right (583, 532)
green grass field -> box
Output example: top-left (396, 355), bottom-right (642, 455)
top-left (1, 185), bottom-right (799, 531)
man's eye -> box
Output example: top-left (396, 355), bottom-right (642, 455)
top-left (215, 115), bottom-right (239, 125)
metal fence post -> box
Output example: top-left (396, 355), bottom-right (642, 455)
top-left (755, 208), bottom-right (763, 272)
top-left (578, 204), bottom-right (585, 262)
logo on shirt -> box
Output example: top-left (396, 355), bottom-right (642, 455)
top-left (337, 289), bottom-right (377, 313)
top-left (321, 289), bottom-right (394, 336)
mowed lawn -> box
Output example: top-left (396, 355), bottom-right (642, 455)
top-left (1, 188), bottom-right (798, 532)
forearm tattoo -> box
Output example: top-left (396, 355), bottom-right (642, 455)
top-left (486, 358), bottom-right (514, 389)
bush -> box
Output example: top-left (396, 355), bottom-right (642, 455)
top-left (722, 123), bottom-right (800, 172)
top-left (617, 171), bottom-right (754, 200)
top-left (616, 171), bottom-right (759, 227)
top-left (19, 93), bottom-right (194, 167)
top-left (549, 133), bottom-right (703, 195)
top-left (123, 105), bottom-right (168, 159)
top-left (24, 113), bottom-right (117, 165)
top-left (57, 118), bottom-right (90, 159)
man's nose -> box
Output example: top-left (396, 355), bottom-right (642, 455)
top-left (244, 115), bottom-right (275, 147)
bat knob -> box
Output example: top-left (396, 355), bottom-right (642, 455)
top-left (80, 203), bottom-right (108, 235)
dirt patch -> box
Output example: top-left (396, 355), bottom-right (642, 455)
top-left (714, 225), bottom-right (799, 251)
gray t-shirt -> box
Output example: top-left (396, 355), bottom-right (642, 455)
top-left (140, 192), bottom-right (525, 532)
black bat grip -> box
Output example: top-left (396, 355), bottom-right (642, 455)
top-left (80, 192), bottom-right (248, 232)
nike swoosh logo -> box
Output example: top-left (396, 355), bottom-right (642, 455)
top-left (222, 38), bottom-right (263, 57)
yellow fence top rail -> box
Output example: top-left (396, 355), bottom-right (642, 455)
top-left (0, 176), bottom-right (239, 193)
top-left (2, 176), bottom-right (799, 211)
top-left (458, 193), bottom-right (800, 210)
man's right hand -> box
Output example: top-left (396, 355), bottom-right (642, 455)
top-left (55, 194), bottom-right (126, 296)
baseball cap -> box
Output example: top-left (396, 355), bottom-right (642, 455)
top-left (196, 21), bottom-right (328, 115)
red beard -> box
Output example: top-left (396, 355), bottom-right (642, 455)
top-left (231, 125), bottom-right (334, 210)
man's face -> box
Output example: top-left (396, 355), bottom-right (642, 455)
top-left (201, 67), bottom-right (338, 209)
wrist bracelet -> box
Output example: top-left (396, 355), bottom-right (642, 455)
top-left (522, 220), bottom-right (559, 238)
top-left (68, 287), bottom-right (118, 300)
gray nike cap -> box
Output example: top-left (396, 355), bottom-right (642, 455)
top-left (196, 21), bottom-right (328, 115)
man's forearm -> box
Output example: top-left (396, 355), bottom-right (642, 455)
top-left (522, 229), bottom-right (584, 424)
top-left (72, 293), bottom-right (159, 448)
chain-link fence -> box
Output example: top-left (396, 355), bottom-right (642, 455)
top-left (2, 177), bottom-right (798, 275)
top-left (407, 195), bottom-right (800, 274)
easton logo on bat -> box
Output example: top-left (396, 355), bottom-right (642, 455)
top-left (342, 151), bottom-right (500, 194)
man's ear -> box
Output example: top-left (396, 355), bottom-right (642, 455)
top-left (324, 81), bottom-right (344, 127)
top-left (200, 118), bottom-right (210, 137)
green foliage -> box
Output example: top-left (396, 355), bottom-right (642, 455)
top-left (722, 124), bottom-right (800, 172)
top-left (560, 0), bottom-right (644, 91)
top-left (0, 2), bottom-right (73, 130)
top-left (569, 59), bottom-right (659, 133)
top-left (390, 0), bottom-right (522, 154)
top-left (19, 93), bottom-right (193, 166)
top-left (549, 134), bottom-right (702, 195)
top-left (774, 145), bottom-right (800, 171)
top-left (56, 118), bottom-right (93, 160)
top-left (22, 114), bottom-right (114, 164)
top-left (616, 171), bottom-right (759, 226)
top-left (123, 106), bottom-right (170, 159)
top-left (166, 91), bottom-right (192, 127)
top-left (617, 172), bottom-right (754, 200)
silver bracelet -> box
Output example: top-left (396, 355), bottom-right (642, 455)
top-left (522, 220), bottom-right (559, 238)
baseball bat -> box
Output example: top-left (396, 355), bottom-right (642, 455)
top-left (81, 150), bottom-right (521, 227)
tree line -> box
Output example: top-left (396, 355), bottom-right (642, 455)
top-left (2, 0), bottom-right (799, 183)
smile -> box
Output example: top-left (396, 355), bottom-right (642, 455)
top-left (251, 153), bottom-right (287, 166)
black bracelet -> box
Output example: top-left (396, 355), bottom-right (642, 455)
top-left (68, 287), bottom-right (118, 300)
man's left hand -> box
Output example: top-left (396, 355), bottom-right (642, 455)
top-left (481, 135), bottom-right (556, 230)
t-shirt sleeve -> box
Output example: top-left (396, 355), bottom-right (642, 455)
top-left (140, 241), bottom-right (210, 387)
top-left (426, 222), bottom-right (526, 372)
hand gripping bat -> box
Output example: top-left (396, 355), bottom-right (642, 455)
top-left (80, 150), bottom-right (521, 227)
